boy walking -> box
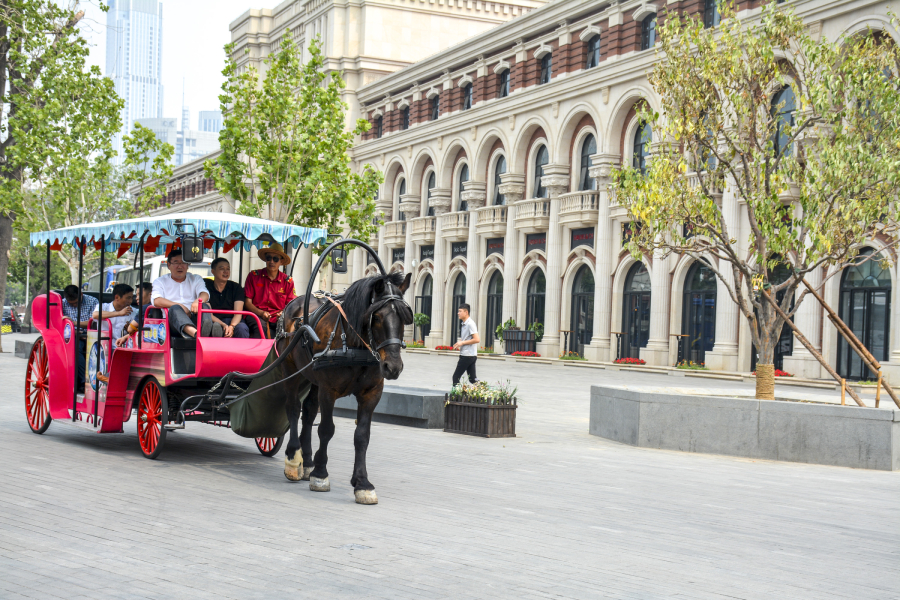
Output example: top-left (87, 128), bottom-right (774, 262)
top-left (452, 303), bottom-right (480, 385)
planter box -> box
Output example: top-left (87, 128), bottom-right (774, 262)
top-left (503, 329), bottom-right (535, 355)
top-left (444, 395), bottom-right (517, 438)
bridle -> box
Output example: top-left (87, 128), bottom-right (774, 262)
top-left (365, 280), bottom-right (409, 356)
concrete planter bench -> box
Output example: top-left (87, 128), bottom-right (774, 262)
top-left (334, 386), bottom-right (446, 428)
top-left (15, 339), bottom-right (36, 359)
top-left (590, 385), bottom-right (900, 471)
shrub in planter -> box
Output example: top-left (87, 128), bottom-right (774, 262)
top-left (435, 345), bottom-right (455, 351)
top-left (614, 357), bottom-right (646, 365)
top-left (527, 321), bottom-right (544, 342)
top-left (675, 360), bottom-right (708, 370)
top-left (478, 346), bottom-right (495, 354)
top-left (559, 351), bottom-right (586, 361)
top-left (752, 369), bottom-right (793, 377)
top-left (511, 351), bottom-right (541, 357)
top-left (445, 380), bottom-right (517, 438)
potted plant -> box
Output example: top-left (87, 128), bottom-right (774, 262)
top-left (413, 312), bottom-right (430, 342)
top-left (494, 317), bottom-right (517, 353)
top-left (444, 380), bottom-right (517, 438)
top-left (527, 321), bottom-right (544, 343)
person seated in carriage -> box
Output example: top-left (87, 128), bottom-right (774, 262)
top-left (243, 242), bottom-right (296, 339)
top-left (92, 283), bottom-right (135, 340)
top-left (61, 285), bottom-right (98, 389)
top-left (151, 249), bottom-right (216, 338)
top-left (204, 257), bottom-right (259, 339)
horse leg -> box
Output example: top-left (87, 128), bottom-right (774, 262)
top-left (309, 387), bottom-right (336, 492)
top-left (283, 380), bottom-right (305, 482)
top-left (350, 384), bottom-right (383, 505)
top-left (299, 385), bottom-right (319, 480)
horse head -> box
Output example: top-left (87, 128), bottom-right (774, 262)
top-left (365, 272), bottom-right (412, 380)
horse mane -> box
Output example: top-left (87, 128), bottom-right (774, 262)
top-left (340, 272), bottom-right (413, 338)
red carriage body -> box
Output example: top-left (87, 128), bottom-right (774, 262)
top-left (24, 212), bottom-right (328, 458)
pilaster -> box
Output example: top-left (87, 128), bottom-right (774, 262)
top-left (705, 176), bottom-right (740, 371)
top-left (537, 164), bottom-right (569, 357)
top-left (426, 188), bottom-right (452, 347)
top-left (584, 153), bottom-right (619, 362)
top-left (463, 181), bottom-right (487, 319)
top-left (499, 173), bottom-right (526, 326)
top-left (783, 267), bottom-right (824, 379)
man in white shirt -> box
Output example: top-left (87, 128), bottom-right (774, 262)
top-left (151, 250), bottom-right (213, 338)
top-left (452, 303), bottom-right (480, 385)
top-left (92, 283), bottom-right (134, 341)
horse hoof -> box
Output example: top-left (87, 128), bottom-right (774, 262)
top-left (355, 489), bottom-right (378, 505)
top-left (284, 453), bottom-right (303, 482)
top-left (309, 477), bottom-right (330, 492)
top-left (301, 466), bottom-right (313, 481)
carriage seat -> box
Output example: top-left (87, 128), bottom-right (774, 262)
top-left (170, 337), bottom-right (196, 374)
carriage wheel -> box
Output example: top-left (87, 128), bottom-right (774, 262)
top-left (255, 436), bottom-right (284, 457)
top-left (24, 338), bottom-right (52, 434)
top-left (137, 380), bottom-right (168, 459)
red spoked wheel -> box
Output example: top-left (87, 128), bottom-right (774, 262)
top-left (24, 338), bottom-right (52, 434)
top-left (255, 435), bottom-right (284, 457)
top-left (137, 379), bottom-right (168, 459)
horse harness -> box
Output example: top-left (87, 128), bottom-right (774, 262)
top-left (285, 284), bottom-right (409, 371)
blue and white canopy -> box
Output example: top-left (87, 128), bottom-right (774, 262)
top-left (29, 212), bottom-right (329, 254)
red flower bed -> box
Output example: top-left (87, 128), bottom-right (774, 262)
top-left (511, 351), bottom-right (541, 357)
top-left (435, 345), bottom-right (455, 350)
top-left (752, 369), bottom-right (794, 377)
top-left (614, 357), bottom-right (646, 365)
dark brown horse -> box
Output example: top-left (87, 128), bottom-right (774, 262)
top-left (276, 271), bottom-right (412, 504)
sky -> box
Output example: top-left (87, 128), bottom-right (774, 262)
top-left (78, 0), bottom-right (279, 129)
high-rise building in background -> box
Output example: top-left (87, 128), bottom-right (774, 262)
top-left (199, 111), bottom-right (224, 133)
top-left (106, 0), bottom-right (164, 165)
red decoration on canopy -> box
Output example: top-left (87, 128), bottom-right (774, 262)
top-left (222, 239), bottom-right (239, 253)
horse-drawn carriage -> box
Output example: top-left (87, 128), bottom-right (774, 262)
top-left (25, 212), bottom-right (414, 504)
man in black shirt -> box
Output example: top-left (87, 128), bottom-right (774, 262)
top-left (205, 257), bottom-right (252, 338)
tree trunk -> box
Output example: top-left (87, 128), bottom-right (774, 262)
top-left (754, 302), bottom-right (779, 400)
top-left (0, 213), bottom-right (14, 353)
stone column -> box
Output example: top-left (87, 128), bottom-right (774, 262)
top-left (498, 174), bottom-right (526, 324)
top-left (780, 266), bottom-right (823, 378)
top-left (584, 153), bottom-right (619, 362)
top-left (376, 195), bottom-right (392, 269)
top-left (462, 182), bottom-right (487, 320)
top-left (427, 188), bottom-right (452, 347)
top-left (640, 143), bottom-right (673, 366)
top-left (537, 164), bottom-right (569, 357)
top-left (705, 176), bottom-right (740, 372)
top-left (399, 194), bottom-right (421, 340)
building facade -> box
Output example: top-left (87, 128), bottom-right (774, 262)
top-left (106, 0), bottom-right (164, 165)
top-left (348, 0), bottom-right (900, 382)
top-left (199, 111), bottom-right (225, 133)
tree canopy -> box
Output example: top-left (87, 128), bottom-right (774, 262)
top-left (611, 4), bottom-right (900, 397)
top-left (205, 34), bottom-right (381, 243)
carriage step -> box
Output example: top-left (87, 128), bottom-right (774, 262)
top-left (164, 422), bottom-right (185, 431)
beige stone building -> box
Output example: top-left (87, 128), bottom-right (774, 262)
top-left (157, 0), bottom-right (899, 383)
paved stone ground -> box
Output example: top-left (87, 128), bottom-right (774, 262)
top-left (1, 344), bottom-right (898, 599)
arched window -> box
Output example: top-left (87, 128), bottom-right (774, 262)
top-left (457, 164), bottom-right (470, 211)
top-left (425, 172), bottom-right (436, 217)
top-left (704, 0), bottom-right (720, 28)
top-left (498, 69), bottom-right (510, 98)
top-left (585, 35), bottom-right (601, 69)
top-left (579, 134), bottom-right (597, 191)
top-left (451, 274), bottom-right (467, 345)
top-left (485, 271), bottom-right (504, 347)
top-left (570, 266), bottom-right (595, 356)
top-left (533, 145), bottom-right (549, 198)
top-left (375, 116), bottom-right (383, 138)
top-left (682, 261), bottom-right (717, 365)
top-left (838, 249), bottom-right (891, 380)
top-left (623, 263), bottom-right (651, 358)
top-left (526, 269), bottom-right (546, 332)
top-left (540, 53), bottom-right (552, 85)
top-left (431, 95), bottom-right (440, 121)
top-left (400, 106), bottom-right (410, 130)
top-left (641, 14), bottom-right (657, 50)
top-left (396, 178), bottom-right (407, 221)
top-left (771, 86), bottom-right (796, 158)
top-left (632, 122), bottom-right (651, 175)
top-left (462, 83), bottom-right (473, 110)
top-left (493, 155), bottom-right (507, 205)
top-left (415, 274), bottom-right (433, 341)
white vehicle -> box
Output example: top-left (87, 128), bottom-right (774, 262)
top-left (113, 255), bottom-right (212, 290)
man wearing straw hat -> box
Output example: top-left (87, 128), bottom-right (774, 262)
top-left (243, 242), bottom-right (296, 338)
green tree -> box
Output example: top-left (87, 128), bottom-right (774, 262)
top-left (611, 4), bottom-right (900, 398)
top-left (6, 234), bottom-right (69, 316)
top-left (205, 34), bottom-right (381, 243)
top-left (0, 1), bottom-right (124, 351)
